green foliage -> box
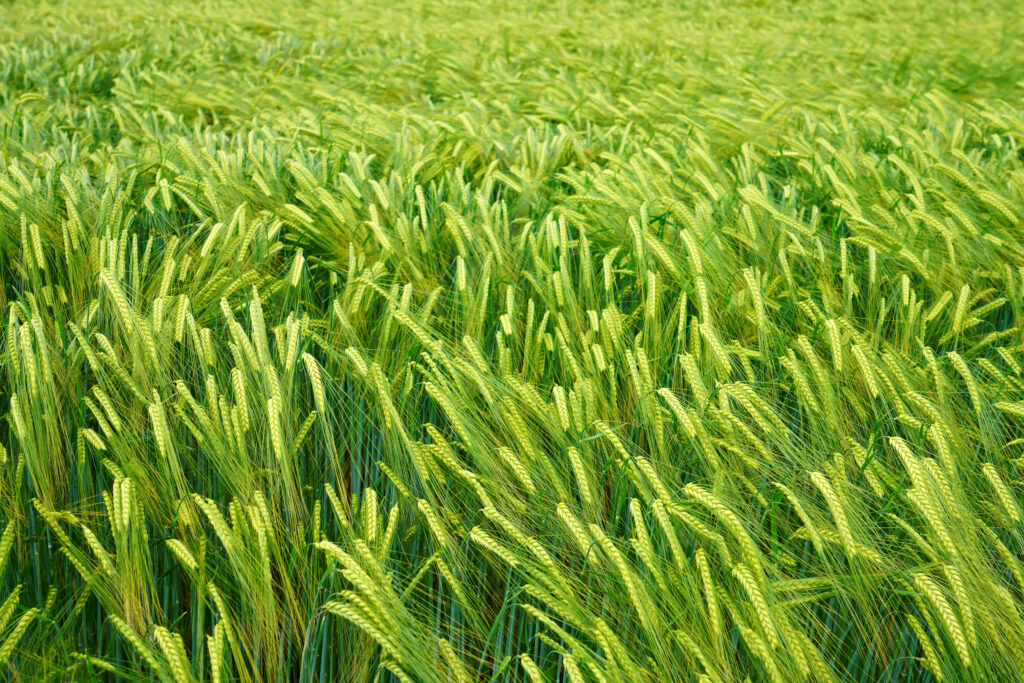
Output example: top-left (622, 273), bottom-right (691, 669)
top-left (2, 0), bottom-right (1024, 680)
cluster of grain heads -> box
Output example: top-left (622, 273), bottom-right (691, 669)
top-left (0, 522), bottom-right (35, 670)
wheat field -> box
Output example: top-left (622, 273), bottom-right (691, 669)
top-left (2, 0), bottom-right (1024, 680)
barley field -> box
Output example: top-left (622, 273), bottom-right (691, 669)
top-left (2, 0), bottom-right (1024, 680)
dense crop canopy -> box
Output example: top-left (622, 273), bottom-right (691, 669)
top-left (2, 0), bottom-right (1024, 681)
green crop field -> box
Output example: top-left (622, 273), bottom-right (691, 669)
top-left (2, 0), bottom-right (1024, 680)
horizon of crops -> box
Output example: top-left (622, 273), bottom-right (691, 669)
top-left (2, 0), bottom-right (1024, 681)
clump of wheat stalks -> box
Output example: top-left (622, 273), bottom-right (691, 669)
top-left (2, 0), bottom-right (1024, 680)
